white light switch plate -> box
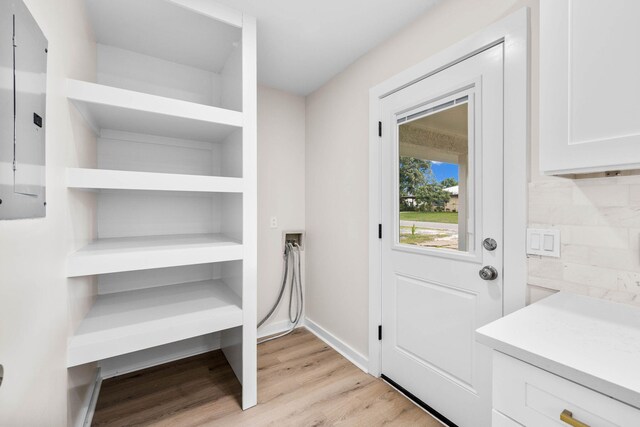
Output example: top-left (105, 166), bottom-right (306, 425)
top-left (527, 228), bottom-right (560, 257)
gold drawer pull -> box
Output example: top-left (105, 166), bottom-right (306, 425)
top-left (560, 409), bottom-right (590, 427)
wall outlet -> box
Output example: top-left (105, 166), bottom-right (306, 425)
top-left (270, 216), bottom-right (278, 228)
top-left (527, 228), bottom-right (561, 258)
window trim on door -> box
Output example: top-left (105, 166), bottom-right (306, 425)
top-left (391, 85), bottom-right (480, 262)
top-left (368, 8), bottom-right (530, 377)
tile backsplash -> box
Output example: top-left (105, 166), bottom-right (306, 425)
top-left (527, 175), bottom-right (640, 307)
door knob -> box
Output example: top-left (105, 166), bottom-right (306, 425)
top-left (479, 265), bottom-right (498, 281)
top-left (483, 238), bottom-right (497, 251)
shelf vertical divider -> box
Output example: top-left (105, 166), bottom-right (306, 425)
top-left (219, 13), bottom-right (258, 411)
top-left (242, 13), bottom-right (258, 410)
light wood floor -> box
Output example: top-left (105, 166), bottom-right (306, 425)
top-left (92, 328), bottom-right (442, 426)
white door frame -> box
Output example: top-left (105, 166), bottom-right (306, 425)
top-left (368, 8), bottom-right (530, 377)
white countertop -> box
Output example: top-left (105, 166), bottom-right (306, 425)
top-left (476, 292), bottom-right (640, 409)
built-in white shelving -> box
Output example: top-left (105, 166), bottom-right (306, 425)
top-left (67, 280), bottom-right (242, 367)
top-left (67, 234), bottom-right (242, 277)
top-left (67, 79), bottom-right (242, 142)
top-left (67, 168), bottom-right (244, 193)
top-left (67, 0), bottom-right (257, 411)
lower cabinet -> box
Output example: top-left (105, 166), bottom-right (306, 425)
top-left (492, 351), bottom-right (640, 426)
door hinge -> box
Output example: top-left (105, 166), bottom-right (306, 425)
top-left (378, 121), bottom-right (382, 137)
top-left (378, 325), bottom-right (382, 341)
top-left (378, 224), bottom-right (382, 239)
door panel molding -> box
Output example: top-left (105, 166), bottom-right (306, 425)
top-left (393, 273), bottom-right (478, 390)
top-left (368, 7), bottom-right (529, 380)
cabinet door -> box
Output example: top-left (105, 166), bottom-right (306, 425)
top-left (540, 0), bottom-right (640, 175)
top-left (13, 0), bottom-right (47, 198)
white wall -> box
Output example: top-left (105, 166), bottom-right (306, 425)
top-left (257, 85), bottom-right (306, 333)
top-left (0, 0), bottom-right (97, 426)
top-left (97, 44), bottom-right (222, 107)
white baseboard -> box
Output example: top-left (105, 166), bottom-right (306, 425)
top-left (257, 318), bottom-right (297, 339)
top-left (304, 317), bottom-right (368, 373)
top-left (76, 368), bottom-right (102, 427)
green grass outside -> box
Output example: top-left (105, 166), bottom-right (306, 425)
top-left (399, 211), bottom-right (459, 224)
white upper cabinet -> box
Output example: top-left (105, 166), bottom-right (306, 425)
top-left (540, 0), bottom-right (640, 175)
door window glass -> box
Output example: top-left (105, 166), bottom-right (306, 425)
top-left (397, 99), bottom-right (472, 252)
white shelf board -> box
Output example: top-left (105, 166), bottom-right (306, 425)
top-left (67, 168), bottom-right (244, 193)
top-left (67, 234), bottom-right (242, 277)
top-left (67, 79), bottom-right (242, 142)
top-left (67, 279), bottom-right (242, 367)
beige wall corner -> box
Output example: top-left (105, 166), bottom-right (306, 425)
top-left (257, 85), bottom-right (306, 331)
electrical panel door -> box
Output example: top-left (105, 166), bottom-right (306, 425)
top-left (1, 0), bottom-right (47, 219)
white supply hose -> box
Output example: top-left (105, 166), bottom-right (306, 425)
top-left (257, 242), bottom-right (304, 344)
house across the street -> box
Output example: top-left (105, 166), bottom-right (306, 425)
top-left (444, 185), bottom-right (458, 212)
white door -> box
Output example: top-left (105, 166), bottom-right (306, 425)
top-left (381, 44), bottom-right (504, 427)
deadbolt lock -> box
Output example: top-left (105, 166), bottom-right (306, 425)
top-left (479, 265), bottom-right (498, 281)
top-left (483, 238), bottom-right (497, 251)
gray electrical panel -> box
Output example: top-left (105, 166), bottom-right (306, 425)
top-left (1, 0), bottom-right (47, 220)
